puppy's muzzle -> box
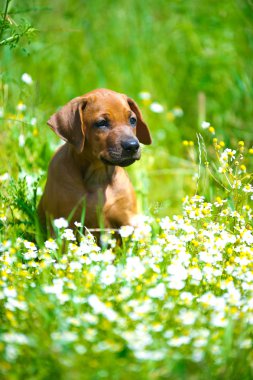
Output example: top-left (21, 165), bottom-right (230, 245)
top-left (101, 137), bottom-right (141, 167)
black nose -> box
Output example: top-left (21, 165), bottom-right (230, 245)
top-left (121, 139), bottom-right (140, 152)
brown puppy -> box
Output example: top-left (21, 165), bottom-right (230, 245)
top-left (38, 89), bottom-right (151, 232)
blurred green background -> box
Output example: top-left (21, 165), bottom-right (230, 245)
top-left (1, 0), bottom-right (253, 215)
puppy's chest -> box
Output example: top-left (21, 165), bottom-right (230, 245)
top-left (84, 187), bottom-right (105, 206)
top-left (81, 169), bottom-right (118, 208)
top-left (83, 183), bottom-right (120, 210)
top-left (83, 183), bottom-right (113, 210)
top-left (82, 184), bottom-right (117, 227)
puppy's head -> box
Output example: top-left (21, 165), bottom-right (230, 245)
top-left (47, 89), bottom-right (151, 167)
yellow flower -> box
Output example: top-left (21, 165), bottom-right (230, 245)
top-left (84, 272), bottom-right (95, 283)
top-left (166, 111), bottom-right (175, 122)
top-left (169, 289), bottom-right (179, 297)
top-left (6, 310), bottom-right (15, 321)
top-left (1, 270), bottom-right (8, 278)
top-left (226, 247), bottom-right (233, 255)
top-left (229, 306), bottom-right (238, 314)
top-left (67, 273), bottom-right (74, 280)
top-left (19, 270), bottom-right (29, 277)
top-left (33, 128), bottom-right (39, 136)
top-left (142, 98), bottom-right (152, 106)
top-left (228, 151), bottom-right (234, 157)
top-left (101, 320), bottom-right (111, 330)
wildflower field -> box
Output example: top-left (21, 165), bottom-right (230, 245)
top-left (1, 1), bottom-right (253, 379)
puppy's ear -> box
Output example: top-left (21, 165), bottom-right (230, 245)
top-left (47, 97), bottom-right (87, 153)
top-left (127, 97), bottom-right (152, 145)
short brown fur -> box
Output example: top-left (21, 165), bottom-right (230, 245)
top-left (38, 89), bottom-right (151, 232)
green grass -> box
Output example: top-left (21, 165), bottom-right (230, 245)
top-left (1, 1), bottom-right (253, 379)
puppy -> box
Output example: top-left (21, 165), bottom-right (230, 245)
top-left (38, 89), bottom-right (151, 232)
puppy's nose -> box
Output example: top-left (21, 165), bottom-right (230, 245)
top-left (121, 139), bottom-right (140, 152)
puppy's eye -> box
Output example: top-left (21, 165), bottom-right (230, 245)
top-left (94, 119), bottom-right (109, 128)
top-left (129, 116), bottom-right (137, 127)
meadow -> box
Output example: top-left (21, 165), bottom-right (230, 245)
top-left (0, 0), bottom-right (253, 379)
